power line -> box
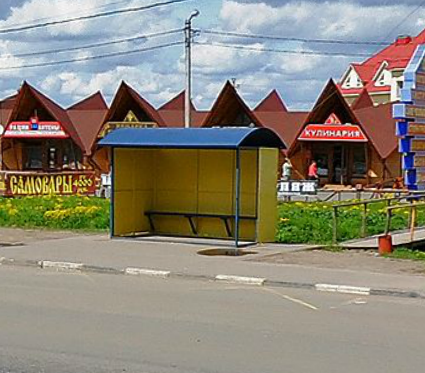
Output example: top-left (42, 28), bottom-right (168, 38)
top-left (382, 0), bottom-right (425, 41)
top-left (0, 0), bottom-right (192, 35)
top-left (3, 0), bottom-right (143, 29)
top-left (194, 41), bottom-right (371, 58)
top-left (3, 29), bottom-right (183, 60)
top-left (0, 41), bottom-right (184, 71)
top-left (201, 29), bottom-right (390, 47)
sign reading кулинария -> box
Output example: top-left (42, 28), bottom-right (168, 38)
top-left (394, 44), bottom-right (425, 190)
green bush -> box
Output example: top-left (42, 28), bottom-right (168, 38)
top-left (0, 196), bottom-right (109, 231)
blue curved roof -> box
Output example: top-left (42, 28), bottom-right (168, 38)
top-left (99, 127), bottom-right (285, 149)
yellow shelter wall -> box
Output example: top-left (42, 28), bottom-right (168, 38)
top-left (113, 148), bottom-right (154, 236)
top-left (257, 148), bottom-right (278, 242)
top-left (113, 148), bottom-right (276, 242)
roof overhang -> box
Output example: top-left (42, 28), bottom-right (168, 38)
top-left (99, 127), bottom-right (286, 150)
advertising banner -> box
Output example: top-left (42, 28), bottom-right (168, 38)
top-left (0, 172), bottom-right (97, 197)
top-left (3, 117), bottom-right (69, 139)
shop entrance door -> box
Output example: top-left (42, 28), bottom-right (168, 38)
top-left (332, 145), bottom-right (348, 184)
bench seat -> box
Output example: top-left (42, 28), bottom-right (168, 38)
top-left (145, 211), bottom-right (256, 237)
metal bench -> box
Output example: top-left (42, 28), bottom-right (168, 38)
top-left (145, 211), bottom-right (257, 237)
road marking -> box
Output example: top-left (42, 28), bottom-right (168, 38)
top-left (125, 268), bottom-right (171, 278)
top-left (215, 275), bottom-right (266, 286)
top-left (315, 284), bottom-right (371, 296)
top-left (330, 298), bottom-right (368, 309)
top-left (39, 261), bottom-right (83, 270)
top-left (262, 287), bottom-right (319, 310)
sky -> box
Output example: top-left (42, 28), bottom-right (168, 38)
top-left (1, 0), bottom-right (425, 111)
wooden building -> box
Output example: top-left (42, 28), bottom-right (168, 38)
top-left (288, 80), bottom-right (400, 186)
top-left (0, 82), bottom-right (108, 196)
top-left (93, 81), bottom-right (166, 174)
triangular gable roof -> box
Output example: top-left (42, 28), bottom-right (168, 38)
top-left (254, 90), bottom-right (288, 112)
top-left (202, 81), bottom-right (262, 127)
top-left (351, 89), bottom-right (374, 111)
top-left (158, 91), bottom-right (196, 111)
top-left (340, 64), bottom-right (365, 87)
top-left (8, 82), bottom-right (86, 153)
top-left (68, 91), bottom-right (108, 111)
top-left (289, 79), bottom-right (370, 153)
top-left (104, 81), bottom-right (164, 127)
top-left (305, 79), bottom-right (360, 125)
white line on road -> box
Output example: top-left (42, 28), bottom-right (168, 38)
top-left (125, 268), bottom-right (171, 278)
top-left (315, 284), bottom-right (371, 296)
top-left (262, 287), bottom-right (319, 311)
top-left (39, 261), bottom-right (83, 270)
top-left (215, 275), bottom-right (266, 286)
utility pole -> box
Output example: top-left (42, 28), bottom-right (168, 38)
top-left (185, 9), bottom-right (199, 128)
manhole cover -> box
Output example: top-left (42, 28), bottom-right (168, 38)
top-left (197, 248), bottom-right (258, 257)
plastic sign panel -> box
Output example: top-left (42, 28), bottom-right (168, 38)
top-left (277, 180), bottom-right (318, 197)
top-left (394, 44), bottom-right (425, 190)
top-left (298, 124), bottom-right (367, 142)
top-left (3, 117), bottom-right (69, 139)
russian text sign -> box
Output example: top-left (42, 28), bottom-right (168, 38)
top-left (0, 172), bottom-right (97, 197)
top-left (4, 118), bottom-right (69, 139)
top-left (298, 124), bottom-right (367, 142)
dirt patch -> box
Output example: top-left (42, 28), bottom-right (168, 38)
top-left (0, 227), bottom-right (99, 246)
top-left (251, 249), bottom-right (425, 276)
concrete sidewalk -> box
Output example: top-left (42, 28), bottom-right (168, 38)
top-left (0, 233), bottom-right (424, 297)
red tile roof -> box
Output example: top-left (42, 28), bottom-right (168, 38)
top-left (354, 102), bottom-right (397, 159)
top-left (67, 92), bottom-right (109, 156)
top-left (158, 91), bottom-right (196, 112)
top-left (339, 29), bottom-right (425, 95)
top-left (351, 89), bottom-right (374, 111)
top-left (67, 91), bottom-right (108, 111)
top-left (254, 90), bottom-right (288, 112)
top-left (0, 94), bottom-right (17, 125)
top-left (255, 111), bottom-right (307, 150)
top-left (158, 109), bottom-right (207, 128)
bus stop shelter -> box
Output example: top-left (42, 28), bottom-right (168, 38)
top-left (99, 127), bottom-right (285, 247)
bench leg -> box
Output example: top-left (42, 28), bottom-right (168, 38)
top-left (186, 216), bottom-right (198, 235)
top-left (147, 215), bottom-right (155, 232)
top-left (222, 218), bottom-right (232, 238)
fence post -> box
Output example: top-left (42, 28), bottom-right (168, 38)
top-left (332, 206), bottom-right (338, 246)
top-left (385, 208), bottom-right (392, 235)
top-left (410, 205), bottom-right (417, 243)
top-left (408, 199), bottom-right (414, 228)
top-left (361, 203), bottom-right (367, 238)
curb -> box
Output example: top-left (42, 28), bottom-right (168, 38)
top-left (0, 257), bottom-right (423, 300)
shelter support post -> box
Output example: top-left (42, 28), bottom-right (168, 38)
top-left (235, 148), bottom-right (241, 249)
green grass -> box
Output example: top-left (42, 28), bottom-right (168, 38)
top-left (386, 248), bottom-right (425, 262)
top-left (0, 196), bottom-right (109, 231)
top-left (276, 200), bottom-right (423, 245)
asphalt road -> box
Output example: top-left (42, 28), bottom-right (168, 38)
top-left (0, 266), bottom-right (424, 373)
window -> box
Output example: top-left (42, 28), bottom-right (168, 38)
top-left (24, 144), bottom-right (43, 170)
top-left (352, 145), bottom-right (366, 177)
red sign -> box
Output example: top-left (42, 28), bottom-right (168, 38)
top-left (0, 172), bottom-right (97, 196)
top-left (324, 113), bottom-right (342, 125)
top-left (3, 117), bottom-right (69, 139)
top-left (298, 124), bottom-right (368, 142)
